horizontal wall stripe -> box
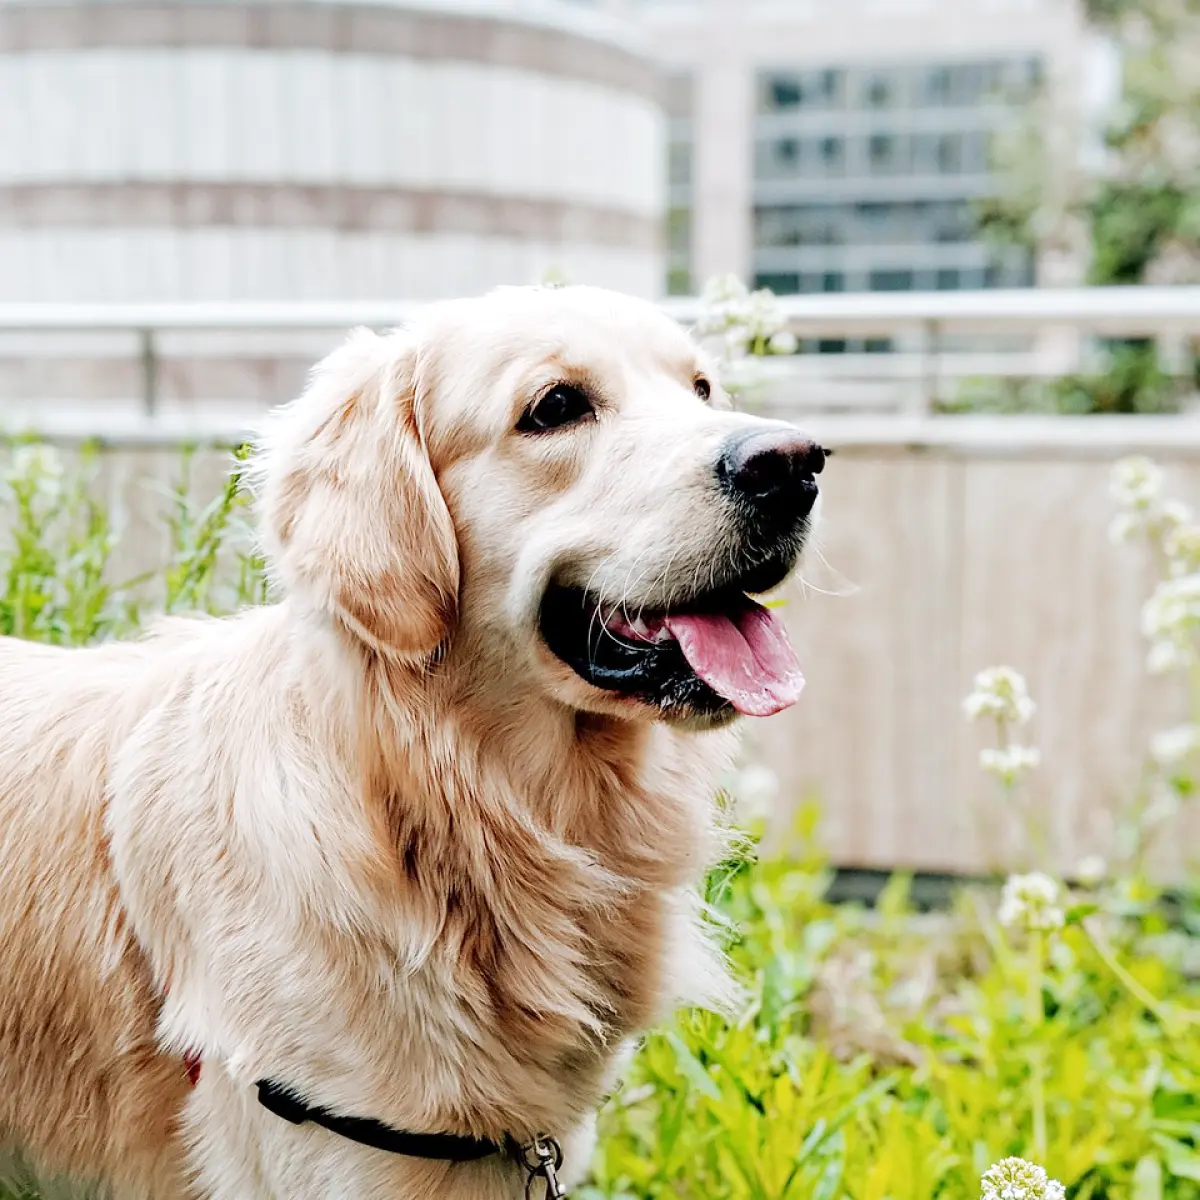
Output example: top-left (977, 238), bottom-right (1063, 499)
top-left (0, 51), bottom-right (665, 216)
top-left (0, 182), bottom-right (663, 249)
top-left (0, 2), bottom-right (663, 101)
top-left (0, 228), bottom-right (663, 301)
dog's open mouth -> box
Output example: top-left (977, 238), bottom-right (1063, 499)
top-left (539, 584), bottom-right (804, 720)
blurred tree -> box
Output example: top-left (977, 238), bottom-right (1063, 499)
top-left (980, 0), bottom-right (1199, 287)
top-left (967, 0), bottom-right (1198, 414)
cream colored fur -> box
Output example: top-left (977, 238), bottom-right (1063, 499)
top-left (0, 285), bottom-right (805, 1199)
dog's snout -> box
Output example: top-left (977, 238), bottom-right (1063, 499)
top-left (717, 429), bottom-right (824, 522)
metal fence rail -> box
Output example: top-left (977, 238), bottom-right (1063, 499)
top-left (0, 286), bottom-right (1197, 418)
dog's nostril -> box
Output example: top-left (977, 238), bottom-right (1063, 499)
top-left (718, 429), bottom-right (823, 515)
top-left (803, 445), bottom-right (827, 478)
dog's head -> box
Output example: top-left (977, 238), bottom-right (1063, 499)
top-left (256, 285), bottom-right (824, 729)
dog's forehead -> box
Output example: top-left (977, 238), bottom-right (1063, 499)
top-left (425, 285), bottom-right (699, 376)
top-left (413, 286), bottom-right (720, 455)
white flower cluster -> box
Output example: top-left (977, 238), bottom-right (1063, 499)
top-left (980, 745), bottom-right (1042, 786)
top-left (963, 667), bottom-right (1037, 726)
top-left (1107, 456), bottom-right (1191, 547)
top-left (981, 1157), bottom-right (1066, 1200)
top-left (695, 274), bottom-right (798, 361)
top-left (1142, 573), bottom-right (1200, 675)
top-left (1109, 455), bottom-right (1164, 513)
top-left (1074, 855), bottom-right (1107, 887)
top-left (4, 442), bottom-right (65, 503)
top-left (1165, 522), bottom-right (1200, 579)
top-left (998, 873), bottom-right (1065, 932)
top-left (1108, 456), bottom-right (1200, 677)
top-left (727, 763), bottom-right (780, 824)
top-left (1151, 723), bottom-right (1200, 767)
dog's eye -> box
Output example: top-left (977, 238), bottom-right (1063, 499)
top-left (518, 384), bottom-right (595, 433)
top-left (693, 376), bottom-right (711, 401)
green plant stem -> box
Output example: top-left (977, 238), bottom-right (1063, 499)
top-left (1081, 917), bottom-right (1192, 1034)
top-left (1026, 929), bottom-right (1048, 1161)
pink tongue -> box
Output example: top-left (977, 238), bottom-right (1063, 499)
top-left (663, 601), bottom-right (804, 717)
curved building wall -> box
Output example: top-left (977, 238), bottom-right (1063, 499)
top-left (0, 1), bottom-right (667, 302)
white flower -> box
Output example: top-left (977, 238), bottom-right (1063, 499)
top-left (6, 442), bottom-right (64, 501)
top-left (1143, 786), bottom-right (1182, 828)
top-left (695, 274), bottom-right (751, 338)
top-left (1109, 493), bottom-right (1193, 550)
top-left (1142, 575), bottom-right (1200, 674)
top-left (981, 1157), bottom-right (1066, 1200)
top-left (1151, 724), bottom-right (1200, 767)
top-left (731, 764), bottom-right (779, 822)
top-left (699, 272), bottom-right (749, 309)
top-left (1107, 512), bottom-right (1141, 544)
top-left (1075, 855), bottom-right (1107, 887)
top-left (998, 873), bottom-right (1065, 932)
top-left (1162, 500), bottom-right (1193, 530)
top-left (963, 666), bottom-right (1037, 726)
top-left (979, 745), bottom-right (1042, 785)
top-left (1148, 638), bottom-right (1190, 674)
top-left (1165, 522), bottom-right (1200, 577)
top-left (696, 275), bottom-right (792, 361)
top-left (1109, 455), bottom-right (1164, 511)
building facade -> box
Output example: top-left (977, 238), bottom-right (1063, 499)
top-left (606, 0), bottom-right (1094, 295)
top-left (0, 0), bottom-right (667, 303)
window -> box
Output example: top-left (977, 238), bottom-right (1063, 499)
top-left (869, 134), bottom-right (895, 170)
top-left (856, 202), bottom-right (902, 243)
top-left (776, 137), bottom-right (800, 165)
top-left (870, 269), bottom-right (914, 291)
top-left (913, 134), bottom-right (939, 172)
top-left (667, 207), bottom-right (690, 257)
top-left (668, 142), bottom-right (691, 187)
top-left (667, 267), bottom-right (692, 296)
top-left (822, 272), bottom-right (845, 293)
top-left (937, 133), bottom-right (964, 173)
top-left (755, 206), bottom-right (844, 248)
top-left (925, 66), bottom-right (952, 105)
top-left (930, 201), bottom-right (974, 243)
top-left (819, 136), bottom-right (844, 172)
top-left (936, 269), bottom-right (961, 290)
top-left (767, 76), bottom-right (802, 109)
top-left (964, 131), bottom-right (990, 173)
top-left (755, 272), bottom-right (800, 294)
top-left (761, 69), bottom-right (843, 112)
top-left (864, 71), bottom-right (899, 109)
top-left (868, 134), bottom-right (909, 174)
top-left (819, 69), bottom-right (844, 105)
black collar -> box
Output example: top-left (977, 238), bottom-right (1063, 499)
top-left (256, 1079), bottom-right (568, 1195)
top-left (256, 1079), bottom-right (503, 1162)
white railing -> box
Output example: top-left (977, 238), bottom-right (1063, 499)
top-left (0, 286), bottom-right (1196, 420)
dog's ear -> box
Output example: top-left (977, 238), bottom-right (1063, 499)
top-left (253, 327), bottom-right (458, 658)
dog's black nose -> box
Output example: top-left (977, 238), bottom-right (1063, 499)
top-left (717, 429), bottom-right (824, 524)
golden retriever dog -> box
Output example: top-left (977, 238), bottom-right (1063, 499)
top-left (0, 285), bottom-right (824, 1199)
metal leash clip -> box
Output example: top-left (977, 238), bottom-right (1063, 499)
top-left (520, 1134), bottom-right (567, 1199)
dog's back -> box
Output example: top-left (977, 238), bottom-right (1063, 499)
top-left (0, 635), bottom-right (195, 1197)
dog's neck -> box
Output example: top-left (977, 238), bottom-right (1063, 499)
top-left (327, 639), bottom-right (735, 1133)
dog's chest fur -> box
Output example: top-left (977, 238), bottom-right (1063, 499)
top-left (354, 703), bottom-right (732, 1135)
top-left (111, 647), bottom-right (734, 1148)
